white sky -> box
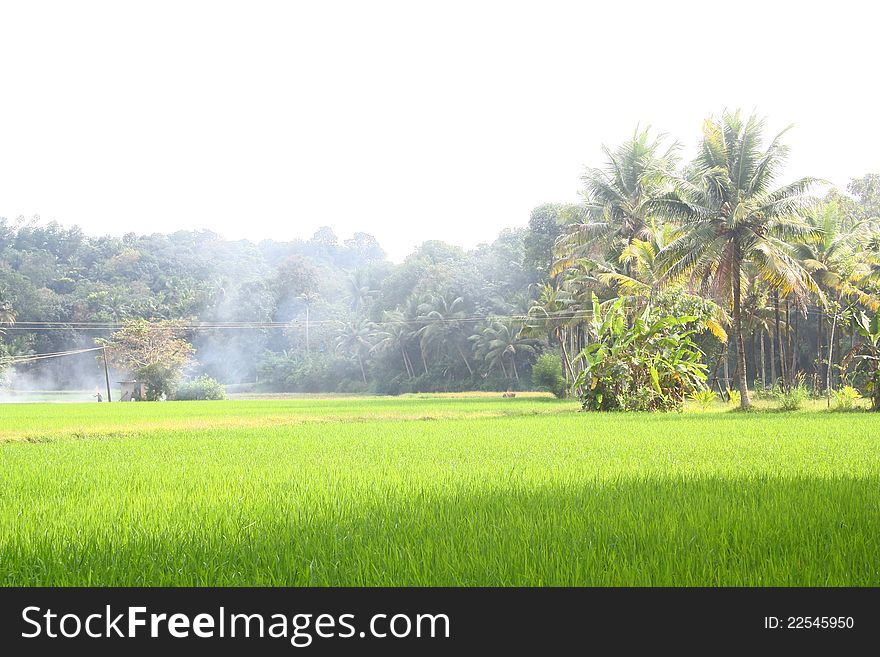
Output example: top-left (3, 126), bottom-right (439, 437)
top-left (1, 1), bottom-right (877, 261)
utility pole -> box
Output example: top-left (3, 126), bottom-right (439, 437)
top-left (102, 347), bottom-right (112, 402)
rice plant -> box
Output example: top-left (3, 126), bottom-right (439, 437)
top-left (1, 397), bottom-right (878, 586)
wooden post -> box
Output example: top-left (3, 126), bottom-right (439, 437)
top-left (102, 347), bottom-right (112, 403)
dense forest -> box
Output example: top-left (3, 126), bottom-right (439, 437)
top-left (1, 110), bottom-right (879, 403)
top-left (0, 215), bottom-right (545, 394)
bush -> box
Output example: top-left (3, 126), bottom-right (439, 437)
top-left (726, 389), bottom-right (741, 407)
top-left (174, 376), bottom-right (227, 401)
top-left (775, 377), bottom-right (808, 411)
top-left (755, 379), bottom-right (783, 401)
top-left (137, 363), bottom-right (181, 401)
top-left (842, 311), bottom-right (880, 411)
top-left (753, 379), bottom-right (767, 399)
top-left (532, 353), bottom-right (567, 398)
top-left (257, 351), bottom-right (358, 393)
top-left (573, 295), bottom-right (708, 412)
top-left (689, 389), bottom-right (717, 411)
top-left (832, 385), bottom-right (862, 411)
top-left (335, 379), bottom-right (372, 395)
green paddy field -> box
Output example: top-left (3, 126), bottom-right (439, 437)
top-left (0, 395), bottom-right (878, 586)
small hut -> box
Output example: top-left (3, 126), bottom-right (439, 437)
top-left (118, 380), bottom-right (147, 401)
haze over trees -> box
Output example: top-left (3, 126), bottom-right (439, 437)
top-left (1, 110), bottom-right (879, 406)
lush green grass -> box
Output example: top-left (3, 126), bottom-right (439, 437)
top-left (1, 396), bottom-right (878, 586)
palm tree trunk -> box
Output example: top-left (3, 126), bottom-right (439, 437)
top-left (732, 254), bottom-right (752, 408)
top-left (500, 358), bottom-right (508, 379)
top-left (357, 354), bottom-right (366, 384)
top-left (723, 345), bottom-right (729, 390)
top-left (769, 324), bottom-right (777, 386)
top-left (774, 292), bottom-right (786, 391)
top-left (456, 344), bottom-right (474, 376)
top-left (512, 357), bottom-right (519, 381)
top-left (750, 330), bottom-right (757, 387)
top-left (826, 309), bottom-right (837, 393)
top-left (556, 329), bottom-right (574, 381)
top-left (401, 346), bottom-right (413, 378)
top-left (788, 299), bottom-right (796, 386)
top-left (816, 307), bottom-right (824, 392)
top-left (760, 329), bottom-right (767, 389)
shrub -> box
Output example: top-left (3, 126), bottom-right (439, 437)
top-left (336, 379), bottom-right (372, 395)
top-left (775, 376), bottom-right (808, 411)
top-left (689, 389), bottom-right (717, 411)
top-left (137, 363), bottom-right (182, 401)
top-left (726, 389), bottom-right (741, 407)
top-left (256, 351), bottom-right (358, 393)
top-left (532, 353), bottom-right (567, 398)
top-left (174, 376), bottom-right (227, 401)
top-left (572, 294), bottom-right (708, 412)
top-left (832, 385), bottom-right (862, 411)
top-left (753, 379), bottom-right (775, 400)
top-left (755, 380), bottom-right (783, 401)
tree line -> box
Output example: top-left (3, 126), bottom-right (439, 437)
top-left (1, 109), bottom-right (878, 405)
top-left (543, 111), bottom-right (879, 409)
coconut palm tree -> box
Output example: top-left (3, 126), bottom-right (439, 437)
top-left (346, 270), bottom-right (376, 313)
top-left (582, 222), bottom-right (675, 299)
top-left (738, 276), bottom-right (797, 390)
top-left (796, 201), bottom-right (879, 390)
top-left (655, 110), bottom-right (823, 409)
top-left (417, 294), bottom-right (474, 376)
top-left (798, 202), bottom-right (877, 305)
top-left (371, 310), bottom-right (416, 379)
top-left (524, 284), bottom-right (578, 382)
top-left (848, 222), bottom-right (880, 298)
top-left (553, 128), bottom-right (678, 277)
top-left (398, 294), bottom-right (430, 374)
top-left (334, 319), bottom-right (376, 383)
top-left (470, 320), bottom-right (540, 380)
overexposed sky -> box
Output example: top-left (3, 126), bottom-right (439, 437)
top-left (0, 1), bottom-right (877, 261)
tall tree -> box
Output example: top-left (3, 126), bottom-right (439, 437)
top-left (470, 320), bottom-right (539, 381)
top-left (797, 201), bottom-right (878, 391)
top-left (553, 128), bottom-right (678, 276)
top-left (656, 111), bottom-right (822, 408)
top-left (97, 319), bottom-right (195, 400)
top-left (334, 319), bottom-right (375, 383)
top-left (417, 294), bottom-right (474, 376)
top-left (372, 310), bottom-right (416, 379)
top-left (524, 284), bottom-right (578, 381)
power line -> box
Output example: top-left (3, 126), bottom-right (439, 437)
top-left (2, 317), bottom-right (549, 331)
top-left (0, 301), bottom-right (858, 338)
top-left (0, 306), bottom-right (843, 332)
top-left (0, 346), bottom-right (104, 366)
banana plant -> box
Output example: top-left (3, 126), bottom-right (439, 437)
top-left (842, 311), bottom-right (880, 410)
top-left (573, 294), bottom-right (708, 411)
